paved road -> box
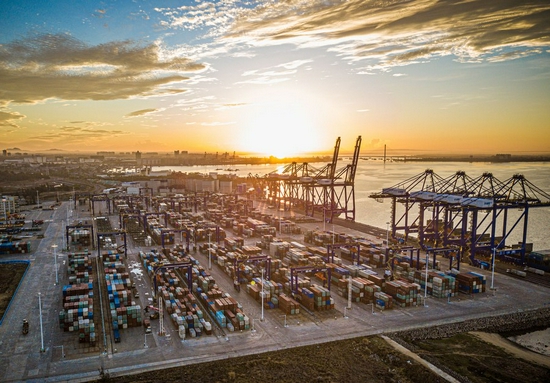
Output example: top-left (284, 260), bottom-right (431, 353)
top-left (1, 200), bottom-right (549, 382)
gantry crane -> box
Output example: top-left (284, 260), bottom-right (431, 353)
top-left (258, 136), bottom-right (362, 223)
top-left (233, 255), bottom-right (272, 290)
top-left (326, 243), bottom-right (361, 265)
top-left (96, 231), bottom-right (127, 258)
top-left (290, 265), bottom-right (333, 293)
top-left (160, 228), bottom-right (191, 252)
top-left (91, 194), bottom-right (111, 215)
top-left (66, 223), bottom-right (95, 249)
top-left (371, 169), bottom-right (550, 266)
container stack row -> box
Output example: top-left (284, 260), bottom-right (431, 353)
top-left (384, 280), bottom-right (420, 307)
top-left (374, 291), bottom-right (393, 310)
top-left (0, 241), bottom-right (31, 254)
top-left (245, 278), bottom-right (285, 311)
top-left (277, 293), bottom-right (301, 315)
top-left (59, 282), bottom-right (96, 345)
top-left (451, 271), bottom-right (487, 294)
top-left (157, 280), bottom-right (212, 338)
top-left (411, 270), bottom-right (458, 298)
top-left (139, 249), bottom-right (250, 336)
top-left (335, 276), bottom-right (381, 304)
top-left (103, 252), bottom-right (142, 333)
top-left (67, 251), bottom-right (93, 284)
top-left (298, 284), bottom-right (334, 311)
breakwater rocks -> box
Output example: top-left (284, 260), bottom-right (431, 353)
top-left (388, 308), bottom-right (550, 383)
top-left (392, 307), bottom-right (550, 341)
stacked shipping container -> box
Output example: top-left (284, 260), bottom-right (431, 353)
top-left (58, 251), bottom-right (96, 345)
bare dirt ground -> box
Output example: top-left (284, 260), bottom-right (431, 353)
top-left (508, 328), bottom-right (550, 357)
top-left (408, 332), bottom-right (550, 383)
top-left (472, 331), bottom-right (550, 368)
top-left (93, 330), bottom-right (550, 383)
top-left (98, 336), bottom-right (444, 383)
top-left (0, 263), bottom-right (28, 321)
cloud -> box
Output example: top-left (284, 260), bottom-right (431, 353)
top-left (125, 109), bottom-right (158, 118)
top-left (237, 59), bottom-right (311, 85)
top-left (0, 34), bottom-right (206, 105)
top-left (222, 103), bottom-right (247, 108)
top-left (175, 95), bottom-right (217, 112)
top-left (216, 0), bottom-right (550, 69)
top-left (278, 60), bottom-right (313, 70)
top-left (0, 110), bottom-right (25, 127)
top-left (29, 124), bottom-right (130, 144)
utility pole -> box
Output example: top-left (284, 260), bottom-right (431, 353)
top-left (347, 274), bottom-right (352, 310)
top-left (52, 244), bottom-right (58, 285)
top-left (39, 292), bottom-right (45, 352)
top-left (208, 232), bottom-right (212, 270)
top-left (424, 253), bottom-right (429, 307)
top-left (261, 268), bottom-right (265, 322)
top-left (491, 247), bottom-right (496, 291)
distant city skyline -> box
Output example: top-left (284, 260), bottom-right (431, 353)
top-left (1, 1), bottom-right (549, 157)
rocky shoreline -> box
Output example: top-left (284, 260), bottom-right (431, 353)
top-left (392, 307), bottom-right (550, 342)
top-left (388, 307), bottom-right (550, 383)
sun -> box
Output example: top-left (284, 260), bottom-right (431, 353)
top-left (240, 100), bottom-right (325, 158)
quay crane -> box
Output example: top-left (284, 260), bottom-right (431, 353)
top-left (371, 170), bottom-right (550, 267)
top-left (257, 136), bottom-right (362, 224)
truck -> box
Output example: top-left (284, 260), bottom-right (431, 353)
top-left (145, 305), bottom-right (160, 319)
top-left (113, 329), bottom-right (121, 343)
top-left (143, 318), bottom-right (152, 334)
top-left (113, 320), bottom-right (121, 343)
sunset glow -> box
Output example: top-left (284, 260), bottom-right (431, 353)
top-left (0, 1), bottom-right (549, 156)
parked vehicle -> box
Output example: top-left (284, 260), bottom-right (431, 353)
top-left (113, 329), bottom-right (121, 343)
top-left (145, 305), bottom-right (159, 319)
top-left (143, 318), bottom-right (152, 334)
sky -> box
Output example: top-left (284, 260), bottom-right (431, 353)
top-left (1, 0), bottom-right (550, 157)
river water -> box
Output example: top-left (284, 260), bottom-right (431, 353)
top-left (154, 160), bottom-right (550, 251)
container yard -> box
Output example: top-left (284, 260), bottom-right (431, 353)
top-left (1, 191), bottom-right (549, 383)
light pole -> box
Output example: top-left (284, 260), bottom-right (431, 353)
top-left (260, 268), bottom-right (265, 322)
top-left (54, 345), bottom-right (65, 358)
top-left (208, 232), bottom-right (212, 270)
top-left (39, 292), bottom-right (45, 352)
top-left (1, 198), bottom-right (7, 222)
top-left (491, 247), bottom-right (496, 290)
top-left (52, 244), bottom-right (58, 285)
top-left (62, 220), bottom-right (66, 250)
top-left (386, 221), bottom-right (389, 246)
top-left (424, 253), bottom-right (429, 307)
top-left (144, 333), bottom-right (150, 348)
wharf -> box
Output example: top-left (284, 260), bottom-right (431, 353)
top-left (0, 200), bottom-right (549, 382)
